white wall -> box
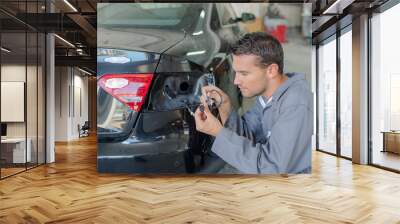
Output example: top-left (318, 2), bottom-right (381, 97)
top-left (1, 65), bottom-right (26, 82)
top-left (1, 63), bottom-right (46, 164)
top-left (55, 67), bottom-right (89, 141)
top-left (55, 66), bottom-right (68, 141)
top-left (72, 72), bottom-right (89, 138)
top-left (1, 65), bottom-right (26, 140)
top-left (274, 4), bottom-right (303, 27)
top-left (1, 65), bottom-right (30, 138)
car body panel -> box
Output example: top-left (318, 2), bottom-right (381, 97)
top-left (97, 27), bottom-right (186, 54)
top-left (98, 109), bottom-right (225, 173)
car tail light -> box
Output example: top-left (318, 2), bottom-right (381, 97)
top-left (98, 73), bottom-right (153, 112)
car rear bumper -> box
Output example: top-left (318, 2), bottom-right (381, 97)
top-left (97, 149), bottom-right (188, 173)
top-left (97, 140), bottom-right (226, 174)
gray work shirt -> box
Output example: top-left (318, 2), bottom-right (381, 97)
top-left (212, 73), bottom-right (313, 174)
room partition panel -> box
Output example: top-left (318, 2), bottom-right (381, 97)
top-left (0, 0), bottom-right (46, 179)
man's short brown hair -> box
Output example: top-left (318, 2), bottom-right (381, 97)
top-left (231, 32), bottom-right (284, 74)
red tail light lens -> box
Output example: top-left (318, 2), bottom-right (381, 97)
top-left (98, 73), bottom-right (153, 112)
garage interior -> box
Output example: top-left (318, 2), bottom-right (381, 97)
top-left (1, 0), bottom-right (400, 223)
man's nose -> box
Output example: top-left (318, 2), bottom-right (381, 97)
top-left (233, 74), bottom-right (240, 86)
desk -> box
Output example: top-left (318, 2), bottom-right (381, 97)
top-left (1, 138), bottom-right (31, 163)
top-left (381, 131), bottom-right (400, 154)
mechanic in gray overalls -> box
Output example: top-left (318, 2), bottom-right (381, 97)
top-left (194, 32), bottom-right (313, 174)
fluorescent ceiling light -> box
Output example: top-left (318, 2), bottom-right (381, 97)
top-left (186, 50), bottom-right (206, 56)
top-left (322, 0), bottom-right (354, 14)
top-left (104, 56), bottom-right (131, 64)
top-left (63, 0), bottom-right (78, 12)
top-left (1, 47), bottom-right (11, 53)
top-left (78, 67), bottom-right (93, 76)
top-left (54, 34), bottom-right (75, 48)
top-left (192, 31), bottom-right (204, 36)
top-left (200, 10), bottom-right (205, 18)
top-left (323, 0), bottom-right (341, 14)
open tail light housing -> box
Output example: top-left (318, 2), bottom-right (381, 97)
top-left (98, 73), bottom-right (153, 112)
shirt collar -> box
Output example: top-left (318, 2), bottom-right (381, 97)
top-left (258, 95), bottom-right (273, 109)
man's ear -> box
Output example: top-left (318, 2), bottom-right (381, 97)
top-left (266, 63), bottom-right (280, 78)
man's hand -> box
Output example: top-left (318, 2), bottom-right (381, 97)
top-left (202, 86), bottom-right (232, 125)
top-left (194, 96), bottom-right (223, 137)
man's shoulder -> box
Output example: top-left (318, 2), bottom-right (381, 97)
top-left (279, 80), bottom-right (312, 109)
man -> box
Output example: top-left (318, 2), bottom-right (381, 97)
top-left (194, 32), bottom-right (313, 174)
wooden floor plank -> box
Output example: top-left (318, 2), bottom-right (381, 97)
top-left (1, 135), bottom-right (400, 223)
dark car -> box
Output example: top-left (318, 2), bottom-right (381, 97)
top-left (97, 3), bottom-right (254, 173)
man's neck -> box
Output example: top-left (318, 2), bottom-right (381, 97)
top-left (263, 73), bottom-right (288, 98)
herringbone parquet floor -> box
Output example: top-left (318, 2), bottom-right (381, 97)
top-left (1, 135), bottom-right (400, 223)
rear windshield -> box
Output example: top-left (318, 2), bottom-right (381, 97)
top-left (98, 3), bottom-right (204, 30)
